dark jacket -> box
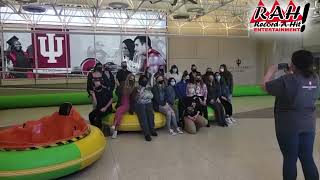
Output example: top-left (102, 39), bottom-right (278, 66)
top-left (175, 80), bottom-right (187, 99)
top-left (103, 71), bottom-right (115, 94)
top-left (166, 85), bottom-right (176, 106)
top-left (152, 85), bottom-right (168, 112)
top-left (221, 69), bottom-right (233, 94)
top-left (214, 78), bottom-right (230, 98)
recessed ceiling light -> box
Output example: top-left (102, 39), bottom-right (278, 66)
top-left (108, 2), bottom-right (129, 9)
top-left (187, 7), bottom-right (204, 13)
top-left (22, 4), bottom-right (46, 13)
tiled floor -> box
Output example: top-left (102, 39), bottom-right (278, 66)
top-left (1, 96), bottom-right (320, 180)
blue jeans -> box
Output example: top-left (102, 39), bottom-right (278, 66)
top-left (276, 131), bottom-right (319, 180)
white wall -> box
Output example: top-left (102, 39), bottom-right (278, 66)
top-left (168, 37), bottom-right (257, 85)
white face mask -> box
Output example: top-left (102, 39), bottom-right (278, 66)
top-left (172, 68), bottom-right (177, 73)
top-left (170, 81), bottom-right (176, 86)
top-left (220, 68), bottom-right (225, 73)
top-left (216, 76), bottom-right (221, 81)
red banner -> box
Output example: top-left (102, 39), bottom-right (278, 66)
top-left (32, 29), bottom-right (70, 71)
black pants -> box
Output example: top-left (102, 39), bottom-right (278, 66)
top-left (196, 96), bottom-right (208, 120)
top-left (277, 131), bottom-right (319, 180)
top-left (135, 103), bottom-right (155, 136)
top-left (219, 97), bottom-right (233, 117)
top-left (178, 99), bottom-right (185, 122)
top-left (208, 102), bottom-right (226, 126)
top-left (89, 109), bottom-right (110, 129)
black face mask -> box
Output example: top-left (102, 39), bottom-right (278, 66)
top-left (159, 69), bottom-right (164, 72)
top-left (196, 79), bottom-right (201, 83)
top-left (140, 80), bottom-right (148, 87)
top-left (122, 65), bottom-right (127, 69)
top-left (158, 80), bottom-right (164, 84)
top-left (96, 67), bottom-right (103, 72)
top-left (95, 85), bottom-right (102, 91)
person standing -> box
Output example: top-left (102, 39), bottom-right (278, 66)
top-left (189, 64), bottom-right (200, 79)
top-left (132, 75), bottom-right (157, 141)
top-left (206, 74), bottom-right (227, 127)
top-left (219, 64), bottom-right (233, 102)
top-left (263, 50), bottom-right (319, 180)
top-left (167, 65), bottom-right (182, 83)
top-left (175, 71), bottom-right (189, 125)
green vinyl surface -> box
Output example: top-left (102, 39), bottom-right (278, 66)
top-left (0, 143), bottom-right (81, 179)
top-left (0, 85), bottom-right (266, 109)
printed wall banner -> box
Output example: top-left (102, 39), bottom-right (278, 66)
top-left (32, 29), bottom-right (71, 73)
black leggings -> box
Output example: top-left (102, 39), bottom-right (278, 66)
top-left (208, 102), bottom-right (226, 126)
top-left (89, 109), bottom-right (110, 129)
top-left (277, 131), bottom-right (319, 180)
top-left (219, 97), bottom-right (233, 117)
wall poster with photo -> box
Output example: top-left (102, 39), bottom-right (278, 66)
top-left (1, 29), bottom-right (167, 79)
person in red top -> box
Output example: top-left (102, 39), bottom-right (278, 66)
top-left (133, 36), bottom-right (166, 74)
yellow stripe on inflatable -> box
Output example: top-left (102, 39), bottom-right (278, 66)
top-left (74, 125), bottom-right (107, 169)
top-left (104, 112), bottom-right (166, 131)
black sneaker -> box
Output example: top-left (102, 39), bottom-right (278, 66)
top-left (151, 131), bottom-right (158, 137)
top-left (145, 135), bottom-right (152, 141)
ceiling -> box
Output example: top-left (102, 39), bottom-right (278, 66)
top-left (0, 0), bottom-right (318, 36)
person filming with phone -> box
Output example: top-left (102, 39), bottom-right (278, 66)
top-left (262, 50), bottom-right (319, 180)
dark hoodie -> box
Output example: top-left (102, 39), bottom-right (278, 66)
top-left (220, 64), bottom-right (233, 94)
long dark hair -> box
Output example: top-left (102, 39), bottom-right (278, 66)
top-left (122, 39), bottom-right (135, 60)
top-left (292, 50), bottom-right (315, 78)
top-left (169, 65), bottom-right (179, 74)
top-left (181, 70), bottom-right (189, 82)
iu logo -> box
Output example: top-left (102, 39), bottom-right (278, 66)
top-left (38, 34), bottom-right (64, 64)
top-left (33, 29), bottom-right (70, 69)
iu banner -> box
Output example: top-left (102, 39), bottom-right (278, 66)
top-left (32, 29), bottom-right (70, 74)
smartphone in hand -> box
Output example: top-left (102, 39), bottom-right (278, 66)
top-left (278, 63), bottom-right (289, 70)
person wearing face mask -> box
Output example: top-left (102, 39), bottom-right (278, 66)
top-left (111, 74), bottom-right (136, 139)
top-left (89, 79), bottom-right (113, 130)
top-left (219, 64), bottom-right (233, 102)
top-left (167, 65), bottom-right (182, 83)
top-left (202, 67), bottom-right (214, 84)
top-left (153, 65), bottom-right (166, 84)
top-left (131, 75), bottom-right (157, 141)
top-left (194, 73), bottom-right (209, 126)
top-left (189, 64), bottom-right (200, 80)
top-left (116, 61), bottom-right (132, 87)
top-left (183, 99), bottom-right (208, 134)
top-left (206, 74), bottom-right (227, 127)
top-left (214, 72), bottom-right (235, 125)
top-left (166, 78), bottom-right (182, 131)
top-left (103, 63), bottom-right (115, 97)
top-left (152, 75), bottom-right (183, 135)
top-left (176, 71), bottom-right (190, 125)
top-left (87, 63), bottom-right (104, 97)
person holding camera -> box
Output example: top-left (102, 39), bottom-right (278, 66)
top-left (263, 50), bottom-right (319, 180)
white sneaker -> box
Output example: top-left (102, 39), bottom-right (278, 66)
top-left (169, 129), bottom-right (177, 136)
top-left (230, 117), bottom-right (237, 123)
top-left (226, 118), bottom-right (233, 125)
top-left (112, 130), bottom-right (118, 139)
top-left (176, 127), bottom-right (184, 134)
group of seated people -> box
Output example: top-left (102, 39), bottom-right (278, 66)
top-left (87, 61), bottom-right (236, 141)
